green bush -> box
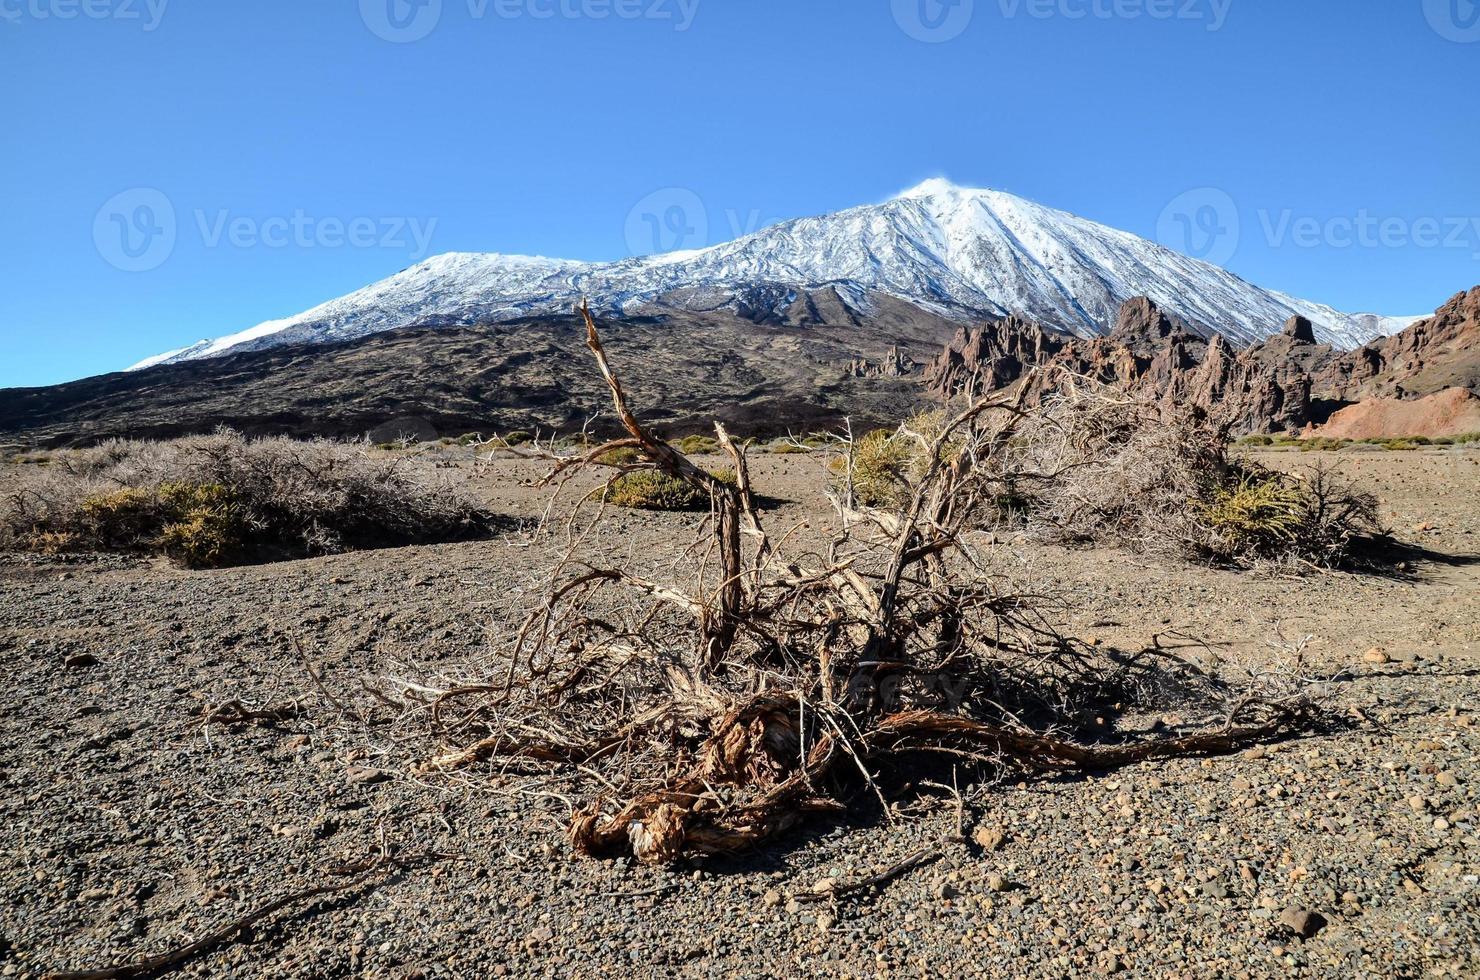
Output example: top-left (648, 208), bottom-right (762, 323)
top-left (604, 468), bottom-right (736, 511)
top-left (829, 411), bottom-right (960, 509)
top-left (1380, 439), bottom-right (1420, 451)
top-left (503, 430), bottom-right (533, 447)
top-left (598, 446), bottom-right (642, 466)
top-left (676, 435), bottom-right (719, 455)
top-left (1197, 474), bottom-right (1310, 555)
top-left (1237, 434), bottom-right (1274, 447)
top-left (769, 442), bottom-right (810, 455)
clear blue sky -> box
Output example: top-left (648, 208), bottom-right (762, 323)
top-left (2, 0), bottom-right (1477, 388)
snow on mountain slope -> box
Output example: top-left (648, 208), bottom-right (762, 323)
top-left (130, 181), bottom-right (1412, 370)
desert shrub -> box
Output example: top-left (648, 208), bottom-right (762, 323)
top-left (769, 442), bottom-right (810, 455)
top-left (1, 430), bottom-right (491, 567)
top-left (1455, 432), bottom-right (1480, 445)
top-left (604, 468), bottom-right (736, 511)
top-left (597, 446), bottom-right (642, 466)
top-left (1431, 436), bottom-right (1455, 446)
top-left (1237, 434), bottom-right (1274, 447)
top-left (1298, 437), bottom-right (1351, 452)
top-left (503, 430), bottom-right (533, 447)
top-left (828, 411), bottom-right (961, 509)
top-left (986, 392), bottom-right (1385, 569)
top-left (1380, 439), bottom-right (1419, 451)
top-left (676, 435), bottom-right (719, 456)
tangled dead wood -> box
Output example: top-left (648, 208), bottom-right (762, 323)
top-left (408, 303), bottom-right (1319, 865)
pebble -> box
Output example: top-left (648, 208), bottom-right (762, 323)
top-left (1278, 907), bottom-right (1327, 938)
top-left (986, 874), bottom-right (1009, 893)
top-left (1362, 647), bottom-right (1390, 665)
top-left (973, 826), bottom-right (1008, 852)
top-left (345, 767), bottom-right (389, 786)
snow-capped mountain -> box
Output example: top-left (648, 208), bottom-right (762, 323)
top-left (130, 180), bottom-right (1414, 370)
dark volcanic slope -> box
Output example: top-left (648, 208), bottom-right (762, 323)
top-left (0, 305), bottom-right (957, 447)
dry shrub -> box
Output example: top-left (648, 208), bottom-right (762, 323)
top-left (1, 430), bottom-right (492, 567)
top-left (401, 309), bottom-right (1319, 867)
top-left (1006, 391), bottom-right (1384, 568)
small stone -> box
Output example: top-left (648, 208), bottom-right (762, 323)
top-left (524, 926), bottom-right (554, 947)
top-left (811, 878), bottom-right (836, 896)
top-left (973, 826), bottom-right (1008, 852)
top-left (1436, 772), bottom-right (1459, 788)
top-left (1362, 648), bottom-right (1389, 665)
top-left (1279, 907), bottom-right (1326, 938)
top-left (78, 888), bottom-right (110, 902)
top-left (64, 653), bottom-right (99, 669)
top-left (1148, 879), bottom-right (1166, 896)
top-left (761, 889), bottom-right (782, 908)
top-left (1094, 952), bottom-right (1122, 975)
top-left (1202, 881), bottom-right (1229, 900)
top-left (986, 874), bottom-right (1009, 893)
top-left (817, 911), bottom-right (836, 933)
top-left (345, 767), bottom-right (389, 786)
top-left (934, 881), bottom-right (958, 900)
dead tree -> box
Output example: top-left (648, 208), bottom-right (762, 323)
top-left (413, 302), bottom-right (1316, 864)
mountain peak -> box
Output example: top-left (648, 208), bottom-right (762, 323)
top-left (895, 177), bottom-right (973, 200)
top-left (128, 185), bottom-right (1417, 372)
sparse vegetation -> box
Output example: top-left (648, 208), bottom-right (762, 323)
top-left (1, 430), bottom-right (492, 567)
top-left (675, 435), bottom-right (719, 455)
top-left (604, 467), bottom-right (736, 511)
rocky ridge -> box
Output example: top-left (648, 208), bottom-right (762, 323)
top-left (926, 288), bottom-right (1480, 435)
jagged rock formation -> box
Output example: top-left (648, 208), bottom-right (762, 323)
top-left (1314, 287), bottom-right (1480, 401)
top-left (925, 289), bottom-right (1479, 435)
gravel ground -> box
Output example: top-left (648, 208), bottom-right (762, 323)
top-left (0, 447), bottom-right (1476, 978)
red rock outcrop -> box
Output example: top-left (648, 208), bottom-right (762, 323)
top-left (924, 289), bottom-right (1479, 436)
top-left (1314, 287), bottom-right (1480, 400)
